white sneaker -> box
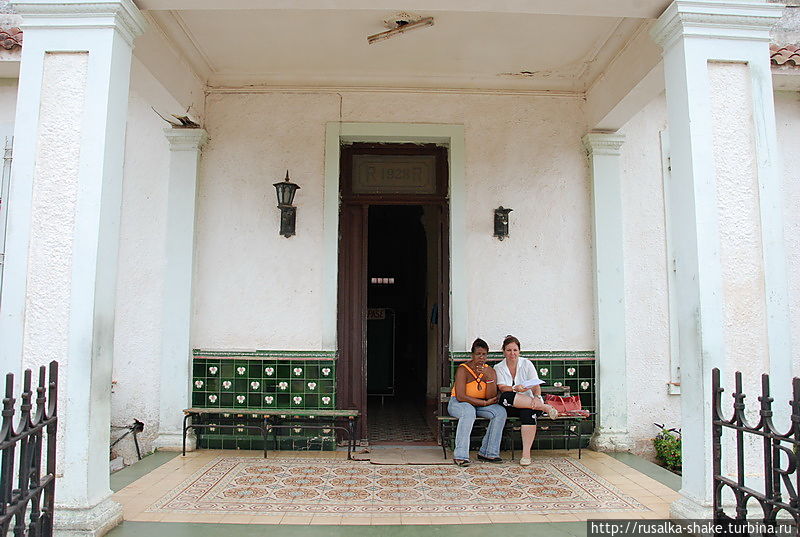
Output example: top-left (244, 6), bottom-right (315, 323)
top-left (519, 457), bottom-right (531, 466)
top-left (544, 404), bottom-right (558, 420)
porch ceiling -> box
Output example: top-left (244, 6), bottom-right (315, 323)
top-left (140, 4), bottom-right (665, 92)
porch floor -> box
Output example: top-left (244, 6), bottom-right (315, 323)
top-left (109, 448), bottom-right (680, 533)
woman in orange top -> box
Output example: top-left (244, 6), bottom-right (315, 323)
top-left (447, 338), bottom-right (507, 466)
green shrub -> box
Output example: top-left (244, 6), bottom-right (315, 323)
top-left (653, 423), bottom-right (682, 473)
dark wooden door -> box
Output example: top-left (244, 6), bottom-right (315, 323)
top-left (437, 204), bottom-right (451, 388)
top-left (337, 144), bottom-right (449, 441)
top-left (337, 203), bottom-right (368, 435)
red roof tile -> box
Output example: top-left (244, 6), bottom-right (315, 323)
top-left (0, 28), bottom-right (21, 50)
top-left (771, 44), bottom-right (800, 67)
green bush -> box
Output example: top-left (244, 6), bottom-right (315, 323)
top-left (653, 423), bottom-right (682, 473)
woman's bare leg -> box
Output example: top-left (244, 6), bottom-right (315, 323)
top-left (521, 424), bottom-right (537, 460)
top-left (511, 394), bottom-right (550, 412)
top-left (512, 393), bottom-right (557, 419)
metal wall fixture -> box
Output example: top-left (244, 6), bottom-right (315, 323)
top-left (273, 170), bottom-right (300, 238)
top-left (494, 206), bottom-right (512, 240)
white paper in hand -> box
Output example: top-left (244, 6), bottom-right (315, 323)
top-left (520, 378), bottom-right (545, 390)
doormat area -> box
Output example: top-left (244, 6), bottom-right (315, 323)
top-left (148, 456), bottom-right (645, 516)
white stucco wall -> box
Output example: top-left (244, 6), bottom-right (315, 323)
top-left (775, 90), bottom-right (800, 379)
top-left (110, 87), bottom-right (170, 464)
top-left (194, 91), bottom-right (595, 352)
top-left (710, 63), bottom-right (769, 402)
top-left (0, 78), bottom-right (17, 137)
top-left (617, 92), bottom-right (681, 456)
top-left (617, 86), bottom-right (800, 458)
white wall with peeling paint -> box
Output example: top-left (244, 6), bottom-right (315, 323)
top-left (193, 91), bottom-right (595, 353)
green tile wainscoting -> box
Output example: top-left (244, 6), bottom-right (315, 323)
top-left (192, 350), bottom-right (337, 450)
top-left (190, 350), bottom-right (595, 451)
top-left (450, 351), bottom-right (595, 449)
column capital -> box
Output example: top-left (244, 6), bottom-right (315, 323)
top-left (12, 0), bottom-right (147, 46)
top-left (651, 0), bottom-right (783, 50)
top-left (164, 128), bottom-right (208, 152)
top-left (582, 132), bottom-right (625, 157)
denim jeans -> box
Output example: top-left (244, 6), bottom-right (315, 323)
top-left (447, 396), bottom-right (507, 460)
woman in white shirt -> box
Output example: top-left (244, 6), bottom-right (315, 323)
top-left (494, 335), bottom-right (558, 466)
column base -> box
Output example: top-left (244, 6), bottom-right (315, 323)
top-left (670, 495), bottom-right (713, 520)
top-left (154, 431), bottom-right (195, 452)
top-left (589, 428), bottom-right (634, 452)
top-left (55, 497), bottom-right (122, 537)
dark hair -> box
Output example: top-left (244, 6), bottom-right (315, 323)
top-left (471, 338), bottom-right (489, 353)
top-left (502, 335), bottom-right (521, 350)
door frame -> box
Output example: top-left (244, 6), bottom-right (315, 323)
top-left (337, 144), bottom-right (450, 438)
top-left (322, 123), bottom-right (467, 435)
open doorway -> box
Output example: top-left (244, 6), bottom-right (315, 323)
top-left (337, 144), bottom-right (449, 444)
top-left (367, 205), bottom-right (434, 443)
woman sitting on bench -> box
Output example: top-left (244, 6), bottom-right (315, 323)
top-left (495, 335), bottom-right (558, 467)
top-left (447, 338), bottom-right (507, 467)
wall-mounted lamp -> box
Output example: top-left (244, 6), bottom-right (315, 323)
top-left (494, 206), bottom-right (512, 240)
top-left (273, 170), bottom-right (300, 238)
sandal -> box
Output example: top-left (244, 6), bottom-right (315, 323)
top-left (453, 459), bottom-right (470, 467)
top-left (519, 457), bottom-right (531, 466)
top-left (544, 404), bottom-right (558, 420)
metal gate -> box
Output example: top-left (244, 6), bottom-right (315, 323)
top-left (712, 367), bottom-right (799, 535)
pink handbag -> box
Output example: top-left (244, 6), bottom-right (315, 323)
top-left (544, 394), bottom-right (590, 418)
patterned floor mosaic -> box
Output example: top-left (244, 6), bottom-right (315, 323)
top-left (368, 400), bottom-right (436, 443)
top-left (148, 456), bottom-right (645, 516)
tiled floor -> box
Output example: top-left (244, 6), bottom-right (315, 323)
top-left (110, 448), bottom-right (680, 528)
top-left (368, 399), bottom-right (436, 443)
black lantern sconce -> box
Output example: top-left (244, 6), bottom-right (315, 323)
top-left (494, 206), bottom-right (512, 240)
top-left (273, 170), bottom-right (300, 238)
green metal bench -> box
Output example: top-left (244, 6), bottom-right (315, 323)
top-left (182, 407), bottom-right (360, 459)
top-left (437, 386), bottom-right (586, 460)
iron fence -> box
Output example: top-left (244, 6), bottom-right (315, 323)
top-left (712, 367), bottom-right (799, 535)
top-left (0, 361), bottom-right (58, 537)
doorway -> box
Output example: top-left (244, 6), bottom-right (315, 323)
top-left (337, 144), bottom-right (450, 443)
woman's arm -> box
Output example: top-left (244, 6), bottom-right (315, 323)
top-left (524, 359), bottom-right (543, 399)
top-left (484, 367), bottom-right (498, 399)
top-left (495, 362), bottom-right (514, 393)
top-left (454, 367), bottom-right (493, 406)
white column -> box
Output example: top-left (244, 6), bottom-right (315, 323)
top-left (154, 128), bottom-right (207, 451)
top-left (583, 133), bottom-right (633, 452)
top-left (0, 1), bottom-right (146, 535)
top-left (651, 0), bottom-right (789, 519)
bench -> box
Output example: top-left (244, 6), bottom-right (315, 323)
top-left (182, 407), bottom-right (360, 459)
top-left (437, 386), bottom-right (587, 460)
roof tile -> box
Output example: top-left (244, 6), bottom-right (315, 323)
top-left (0, 27), bottom-right (21, 50)
top-left (771, 44), bottom-right (800, 67)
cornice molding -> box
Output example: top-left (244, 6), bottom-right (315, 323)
top-left (582, 133), bottom-right (625, 157)
top-left (651, 1), bottom-right (784, 50)
top-left (163, 127), bottom-right (208, 151)
top-left (12, 0), bottom-right (147, 47)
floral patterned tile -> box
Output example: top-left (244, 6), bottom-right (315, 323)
top-left (144, 456), bottom-right (645, 516)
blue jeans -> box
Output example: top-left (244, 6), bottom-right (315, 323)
top-left (447, 397), bottom-right (507, 460)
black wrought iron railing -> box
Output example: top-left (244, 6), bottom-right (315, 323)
top-left (712, 367), bottom-right (799, 534)
top-left (0, 361), bottom-right (58, 537)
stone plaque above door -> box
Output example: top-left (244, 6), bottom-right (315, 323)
top-left (352, 154), bottom-right (436, 194)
